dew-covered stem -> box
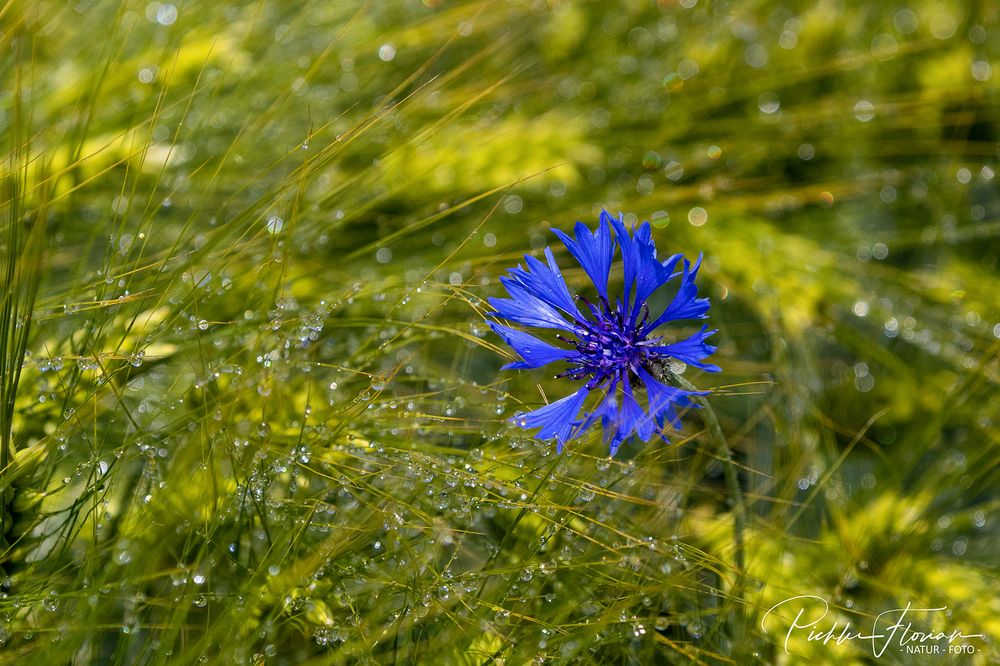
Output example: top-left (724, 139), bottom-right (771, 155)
top-left (673, 373), bottom-right (746, 574)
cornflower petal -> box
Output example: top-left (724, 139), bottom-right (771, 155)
top-left (648, 326), bottom-right (721, 371)
top-left (551, 218), bottom-right (614, 299)
top-left (636, 367), bottom-right (702, 437)
top-left (606, 212), bottom-right (640, 303)
top-left (578, 390), bottom-right (617, 432)
top-left (631, 224), bottom-right (683, 322)
top-left (507, 248), bottom-right (581, 319)
top-left (643, 255), bottom-right (710, 333)
top-left (489, 280), bottom-right (578, 332)
top-left (489, 322), bottom-right (577, 370)
top-left (515, 387), bottom-right (589, 451)
top-left (607, 385), bottom-right (649, 456)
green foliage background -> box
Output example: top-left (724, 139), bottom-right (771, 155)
top-left (1, 0), bottom-right (998, 663)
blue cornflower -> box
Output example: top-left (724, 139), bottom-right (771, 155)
top-left (489, 210), bottom-right (720, 455)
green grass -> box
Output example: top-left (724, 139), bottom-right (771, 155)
top-left (1, 1), bottom-right (998, 663)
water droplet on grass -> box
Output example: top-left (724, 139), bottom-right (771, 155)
top-left (688, 207), bottom-right (708, 226)
top-left (758, 91), bottom-right (780, 114)
top-left (41, 591), bottom-right (60, 612)
top-left (853, 100), bottom-right (875, 122)
top-left (378, 44), bottom-right (396, 61)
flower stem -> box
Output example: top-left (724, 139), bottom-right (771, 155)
top-left (673, 374), bottom-right (746, 574)
top-left (672, 373), bottom-right (749, 654)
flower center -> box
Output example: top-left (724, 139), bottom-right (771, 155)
top-left (559, 297), bottom-right (657, 389)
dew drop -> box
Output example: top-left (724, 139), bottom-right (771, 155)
top-left (266, 216), bottom-right (284, 234)
top-left (853, 100), bottom-right (876, 122)
top-left (378, 43), bottom-right (396, 62)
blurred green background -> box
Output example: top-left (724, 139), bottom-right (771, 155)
top-left (1, 0), bottom-right (998, 663)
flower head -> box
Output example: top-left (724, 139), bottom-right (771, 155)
top-left (490, 210), bottom-right (719, 455)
